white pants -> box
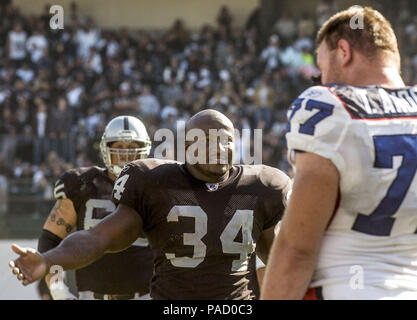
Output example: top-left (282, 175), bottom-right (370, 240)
top-left (317, 284), bottom-right (417, 300)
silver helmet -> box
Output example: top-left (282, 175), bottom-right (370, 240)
top-left (100, 116), bottom-right (151, 176)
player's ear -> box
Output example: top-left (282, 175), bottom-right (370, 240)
top-left (337, 39), bottom-right (352, 67)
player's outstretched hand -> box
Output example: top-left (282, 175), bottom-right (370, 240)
top-left (9, 244), bottom-right (48, 286)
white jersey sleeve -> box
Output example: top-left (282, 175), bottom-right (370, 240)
top-left (286, 86), bottom-right (351, 175)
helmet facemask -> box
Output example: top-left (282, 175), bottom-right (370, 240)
top-left (105, 141), bottom-right (151, 176)
top-left (100, 116), bottom-right (152, 177)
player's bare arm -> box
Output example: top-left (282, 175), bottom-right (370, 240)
top-left (40, 199), bottom-right (77, 288)
top-left (261, 152), bottom-right (339, 299)
top-left (256, 267), bottom-right (265, 288)
top-left (43, 199), bottom-right (77, 240)
top-left (255, 225), bottom-right (276, 264)
top-left (255, 224), bottom-right (277, 289)
top-left (9, 204), bottom-right (143, 285)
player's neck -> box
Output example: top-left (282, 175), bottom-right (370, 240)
top-left (108, 171), bottom-right (117, 182)
top-left (185, 163), bottom-right (230, 183)
top-left (345, 65), bottom-right (405, 89)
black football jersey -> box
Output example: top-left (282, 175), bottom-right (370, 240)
top-left (112, 159), bottom-right (291, 300)
top-left (247, 254), bottom-right (260, 299)
top-left (54, 166), bottom-right (154, 295)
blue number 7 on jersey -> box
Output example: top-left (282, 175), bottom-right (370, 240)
top-left (287, 98), bottom-right (334, 135)
top-left (352, 134), bottom-right (417, 236)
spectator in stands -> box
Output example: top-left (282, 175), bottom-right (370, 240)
top-left (274, 10), bottom-right (297, 43)
top-left (7, 22), bottom-right (27, 68)
top-left (297, 12), bottom-right (316, 38)
top-left (26, 28), bottom-right (48, 65)
top-left (72, 120), bottom-right (90, 161)
top-left (2, 0), bottom-right (413, 198)
top-left (74, 151), bottom-right (92, 168)
top-left (161, 99), bottom-right (179, 132)
top-left (49, 97), bottom-right (72, 162)
top-left (45, 151), bottom-right (67, 175)
top-left (16, 62), bottom-right (34, 84)
top-left (165, 19), bottom-right (190, 53)
top-left (316, 0), bottom-right (337, 26)
top-left (114, 81), bottom-right (139, 115)
top-left (66, 79), bottom-right (85, 123)
top-left (217, 5), bottom-right (233, 36)
top-left (14, 161), bottom-right (33, 180)
top-left (0, 107), bottom-right (17, 165)
top-left (75, 20), bottom-right (100, 59)
top-left (14, 96), bottom-right (31, 131)
top-left (84, 47), bottom-right (103, 74)
top-left (254, 75), bottom-right (275, 128)
top-left (15, 125), bottom-right (33, 164)
top-left (260, 34), bottom-right (281, 72)
top-left (66, 1), bottom-right (88, 28)
top-left (59, 28), bottom-right (77, 63)
top-left (163, 57), bottom-right (185, 84)
top-left (32, 99), bottom-right (50, 165)
top-left (162, 78), bottom-right (184, 106)
top-left (32, 163), bottom-right (52, 200)
top-left (138, 85), bottom-right (160, 120)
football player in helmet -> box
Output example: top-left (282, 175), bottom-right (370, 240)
top-left (35, 115), bottom-right (154, 300)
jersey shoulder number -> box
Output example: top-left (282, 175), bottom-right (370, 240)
top-left (286, 85), bottom-right (352, 174)
top-left (113, 174), bottom-right (130, 201)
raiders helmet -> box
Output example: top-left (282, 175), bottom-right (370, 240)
top-left (100, 116), bottom-right (152, 176)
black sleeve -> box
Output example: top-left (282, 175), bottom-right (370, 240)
top-left (259, 166), bottom-right (292, 230)
top-left (38, 229), bottom-right (63, 253)
top-left (53, 170), bottom-right (81, 201)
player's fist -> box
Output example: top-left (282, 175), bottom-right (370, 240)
top-left (9, 244), bottom-right (48, 285)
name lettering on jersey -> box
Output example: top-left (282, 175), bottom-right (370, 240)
top-left (333, 85), bottom-right (417, 120)
top-left (378, 88), bottom-right (396, 114)
top-left (357, 88), bottom-right (377, 114)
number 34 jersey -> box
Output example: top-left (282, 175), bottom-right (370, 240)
top-left (286, 84), bottom-right (417, 297)
top-left (55, 166), bottom-right (153, 295)
top-left (112, 159), bottom-right (291, 300)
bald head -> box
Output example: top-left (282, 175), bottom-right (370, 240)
top-left (186, 109), bottom-right (234, 133)
top-left (184, 109), bottom-right (235, 183)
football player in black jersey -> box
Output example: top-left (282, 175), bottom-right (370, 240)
top-left (35, 115), bottom-right (154, 300)
top-left (10, 109), bottom-right (291, 300)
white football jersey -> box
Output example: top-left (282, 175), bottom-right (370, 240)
top-left (286, 84), bottom-right (417, 299)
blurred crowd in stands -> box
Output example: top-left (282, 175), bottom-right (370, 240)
top-left (0, 0), bottom-right (416, 214)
